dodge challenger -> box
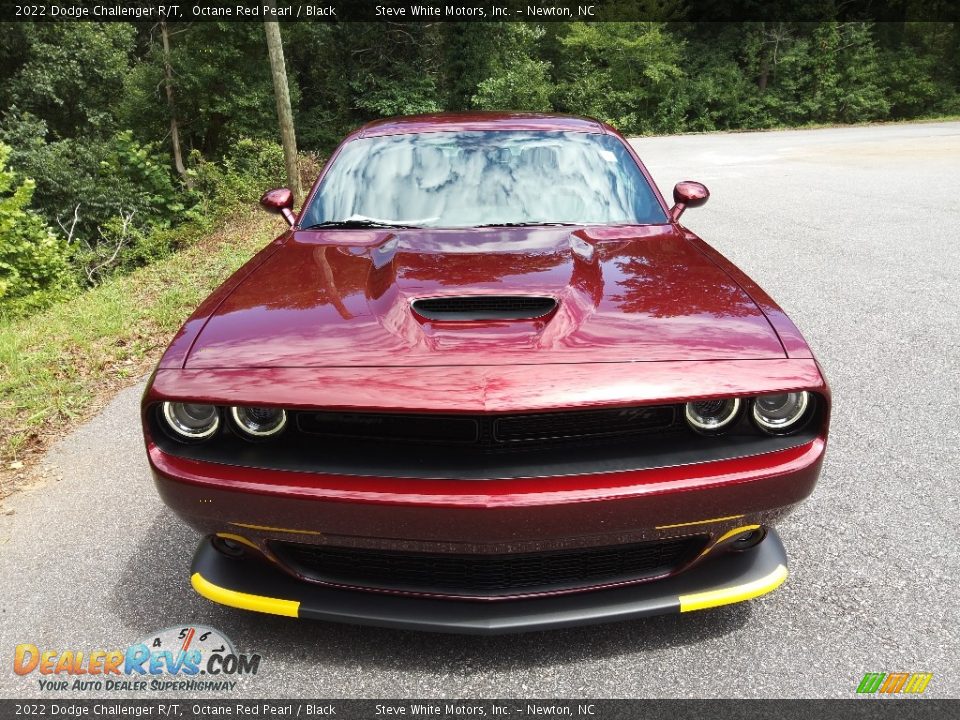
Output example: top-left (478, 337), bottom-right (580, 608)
top-left (141, 113), bottom-right (830, 633)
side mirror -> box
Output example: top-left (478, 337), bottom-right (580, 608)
top-left (669, 181), bottom-right (709, 222)
top-left (260, 187), bottom-right (296, 227)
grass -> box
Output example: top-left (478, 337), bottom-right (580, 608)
top-left (0, 208), bottom-right (279, 499)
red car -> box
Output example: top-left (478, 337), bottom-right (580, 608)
top-left (142, 113), bottom-right (829, 633)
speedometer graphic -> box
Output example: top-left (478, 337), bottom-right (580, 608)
top-left (138, 625), bottom-right (236, 659)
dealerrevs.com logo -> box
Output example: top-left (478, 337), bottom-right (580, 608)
top-left (13, 626), bottom-right (260, 693)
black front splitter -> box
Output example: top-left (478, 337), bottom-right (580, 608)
top-left (190, 531), bottom-right (788, 634)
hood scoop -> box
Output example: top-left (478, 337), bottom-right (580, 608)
top-left (411, 295), bottom-right (557, 321)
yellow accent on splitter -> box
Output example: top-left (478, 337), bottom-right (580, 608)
top-left (711, 524), bottom-right (762, 546)
top-left (191, 572), bottom-right (300, 618)
top-left (229, 522), bottom-right (325, 536)
top-left (695, 524), bottom-right (763, 560)
top-left (655, 514), bottom-right (745, 530)
top-left (678, 563), bottom-right (788, 612)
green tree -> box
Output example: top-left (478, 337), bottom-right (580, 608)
top-left (0, 23), bottom-right (135, 139)
top-left (347, 24), bottom-right (443, 118)
top-left (472, 25), bottom-right (554, 112)
top-left (879, 22), bottom-right (960, 118)
top-left (673, 24), bottom-right (769, 131)
top-left (442, 23), bottom-right (500, 111)
top-left (0, 143), bottom-right (74, 314)
top-left (554, 22), bottom-right (686, 134)
top-left (834, 23), bottom-right (889, 122)
top-left (120, 22), bottom-right (281, 157)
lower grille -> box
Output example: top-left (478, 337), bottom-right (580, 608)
top-left (273, 536), bottom-right (707, 597)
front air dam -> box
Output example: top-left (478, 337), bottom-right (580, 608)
top-left (189, 530), bottom-right (790, 634)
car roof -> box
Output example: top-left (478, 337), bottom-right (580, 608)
top-left (357, 112), bottom-right (610, 138)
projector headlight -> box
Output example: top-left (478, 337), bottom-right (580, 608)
top-left (230, 406), bottom-right (287, 439)
top-left (752, 392), bottom-right (811, 434)
top-left (684, 398), bottom-right (741, 435)
top-left (161, 402), bottom-right (220, 441)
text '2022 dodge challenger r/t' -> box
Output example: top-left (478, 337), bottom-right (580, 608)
top-left (141, 113), bottom-right (830, 634)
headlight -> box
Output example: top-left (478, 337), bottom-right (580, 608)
top-left (684, 398), bottom-right (741, 434)
top-left (161, 402), bottom-right (220, 441)
top-left (230, 406), bottom-right (287, 439)
top-left (752, 392), bottom-right (811, 434)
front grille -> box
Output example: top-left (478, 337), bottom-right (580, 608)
top-left (296, 405), bottom-right (679, 449)
top-left (412, 295), bottom-right (557, 320)
top-left (298, 412), bottom-right (479, 443)
top-left (273, 536), bottom-right (706, 597)
top-left (495, 406), bottom-right (675, 443)
top-left (156, 400), bottom-right (819, 480)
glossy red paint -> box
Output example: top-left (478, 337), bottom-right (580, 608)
top-left (142, 113), bottom-right (830, 613)
top-left (259, 187), bottom-right (296, 226)
top-left (684, 231), bottom-right (813, 358)
top-left (147, 420), bottom-right (824, 600)
top-left (146, 359), bottom-right (826, 413)
top-left (148, 434), bottom-right (823, 514)
top-left (182, 225), bottom-right (787, 369)
top-left (670, 181), bottom-right (710, 221)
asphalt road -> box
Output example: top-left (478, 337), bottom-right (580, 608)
top-left (2, 122), bottom-right (959, 700)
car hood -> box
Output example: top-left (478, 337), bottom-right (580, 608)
top-left (184, 225), bottom-right (785, 368)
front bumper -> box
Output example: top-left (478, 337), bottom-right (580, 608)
top-left (152, 435), bottom-right (821, 613)
top-left (190, 530), bottom-right (789, 634)
top-left (150, 437), bottom-right (823, 548)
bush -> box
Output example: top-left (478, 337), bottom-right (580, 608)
top-left (472, 25), bottom-right (553, 112)
top-left (555, 23), bottom-right (686, 135)
top-left (1, 116), bottom-right (197, 270)
top-left (79, 131), bottom-right (201, 278)
top-left (351, 74), bottom-right (442, 118)
top-left (191, 138), bottom-right (287, 211)
top-left (0, 134), bottom-right (292, 317)
top-left (0, 143), bottom-right (75, 316)
top-left (472, 58), bottom-right (553, 111)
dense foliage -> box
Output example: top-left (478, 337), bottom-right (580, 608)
top-left (0, 20), bottom-right (957, 316)
top-left (0, 143), bottom-right (75, 312)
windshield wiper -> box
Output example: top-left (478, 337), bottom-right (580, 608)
top-left (472, 221), bottom-right (581, 228)
top-left (302, 219), bottom-right (419, 230)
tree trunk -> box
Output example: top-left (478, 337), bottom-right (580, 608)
top-left (160, 21), bottom-right (191, 189)
top-left (758, 52), bottom-right (770, 92)
top-left (263, 13), bottom-right (302, 205)
top-left (757, 22), bottom-right (770, 92)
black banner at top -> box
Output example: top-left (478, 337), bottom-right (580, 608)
top-left (0, 0), bottom-right (958, 23)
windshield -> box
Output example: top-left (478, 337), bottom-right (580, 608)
top-left (300, 130), bottom-right (667, 229)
